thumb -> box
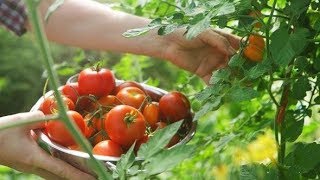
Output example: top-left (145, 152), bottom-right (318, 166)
top-left (0, 111), bottom-right (46, 130)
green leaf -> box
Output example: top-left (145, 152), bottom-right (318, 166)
top-left (137, 121), bottom-right (183, 159)
top-left (228, 54), bottom-right (246, 68)
top-left (294, 56), bottom-right (309, 72)
top-left (45, 0), bottom-right (64, 22)
top-left (144, 144), bottom-right (195, 175)
top-left (123, 18), bottom-right (162, 38)
top-left (114, 144), bottom-right (136, 179)
top-left (283, 111), bottom-right (304, 142)
top-left (285, 142), bottom-right (320, 173)
top-left (246, 59), bottom-right (271, 79)
top-left (291, 77), bottom-right (311, 100)
top-left (270, 28), bottom-right (309, 67)
top-left (209, 68), bottom-right (231, 85)
top-left (225, 86), bottom-right (259, 102)
top-left (215, 133), bottom-right (237, 152)
top-left (239, 164), bottom-right (278, 180)
top-left (286, 0), bottom-right (310, 17)
top-left (193, 96), bottom-right (222, 121)
top-left (186, 13), bottom-right (211, 40)
top-left (158, 24), bottom-right (178, 35)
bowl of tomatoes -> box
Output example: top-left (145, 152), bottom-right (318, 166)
top-left (31, 67), bottom-right (196, 176)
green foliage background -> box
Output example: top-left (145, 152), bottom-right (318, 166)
top-left (2, 0), bottom-right (320, 179)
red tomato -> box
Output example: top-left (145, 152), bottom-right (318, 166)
top-left (154, 121), bottom-right (167, 131)
top-left (243, 35), bottom-right (265, 62)
top-left (104, 105), bottom-right (146, 148)
top-left (40, 96), bottom-right (75, 115)
top-left (113, 81), bottom-right (145, 95)
top-left (78, 68), bottom-right (116, 97)
top-left (159, 91), bottom-right (191, 123)
top-left (93, 140), bottom-right (123, 157)
top-left (46, 111), bottom-right (86, 146)
top-left (90, 130), bottom-right (109, 146)
top-left (143, 102), bottom-right (160, 129)
top-left (116, 87), bottom-right (147, 109)
top-left (60, 82), bottom-right (79, 104)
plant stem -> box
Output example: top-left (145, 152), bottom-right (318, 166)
top-left (25, 1), bottom-right (111, 179)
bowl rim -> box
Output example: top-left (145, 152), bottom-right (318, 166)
top-left (31, 76), bottom-right (197, 162)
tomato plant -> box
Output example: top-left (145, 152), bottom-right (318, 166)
top-left (104, 105), bottom-right (146, 148)
top-left (78, 67), bottom-right (115, 97)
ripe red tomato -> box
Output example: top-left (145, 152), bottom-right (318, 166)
top-left (104, 105), bottom-right (146, 148)
top-left (40, 96), bottom-right (75, 115)
top-left (92, 140), bottom-right (123, 157)
top-left (159, 91), bottom-right (191, 123)
top-left (113, 81), bottom-right (145, 95)
top-left (90, 130), bottom-right (109, 146)
top-left (46, 110), bottom-right (86, 146)
top-left (95, 95), bottom-right (122, 109)
top-left (116, 87), bottom-right (147, 109)
top-left (143, 102), bottom-right (160, 129)
top-left (78, 67), bottom-right (115, 97)
top-left (60, 82), bottom-right (79, 104)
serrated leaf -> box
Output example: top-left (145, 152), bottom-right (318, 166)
top-left (246, 59), bottom-right (271, 79)
top-left (114, 144), bottom-right (136, 179)
top-left (270, 28), bottom-right (309, 67)
top-left (228, 54), bottom-right (246, 68)
top-left (283, 111), bottom-right (304, 142)
top-left (209, 68), bottom-right (231, 85)
top-left (226, 86), bottom-right (259, 102)
top-left (186, 13), bottom-right (211, 40)
top-left (193, 96), bottom-right (222, 121)
top-left (291, 77), bottom-right (311, 100)
top-left (45, 0), bottom-right (64, 22)
top-left (144, 145), bottom-right (195, 175)
top-left (286, 142), bottom-right (320, 173)
top-left (137, 121), bottom-right (182, 159)
top-left (158, 24), bottom-right (178, 35)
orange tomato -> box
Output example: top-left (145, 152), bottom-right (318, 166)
top-left (243, 35), bottom-right (265, 62)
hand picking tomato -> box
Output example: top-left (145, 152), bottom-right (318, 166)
top-left (40, 96), bottom-right (75, 115)
top-left (243, 35), bottom-right (265, 62)
top-left (46, 110), bottom-right (86, 146)
top-left (143, 102), bottom-right (160, 129)
top-left (60, 82), bottom-right (79, 104)
top-left (93, 140), bottom-right (123, 157)
top-left (159, 91), bottom-right (191, 123)
top-left (78, 67), bottom-right (115, 97)
top-left (104, 105), bottom-right (146, 148)
top-left (116, 87), bottom-right (147, 109)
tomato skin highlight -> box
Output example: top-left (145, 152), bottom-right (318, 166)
top-left (116, 87), bottom-right (147, 109)
top-left (46, 110), bottom-right (86, 147)
top-left (104, 105), bottom-right (146, 148)
top-left (159, 91), bottom-right (191, 123)
top-left (78, 68), bottom-right (116, 97)
top-left (243, 35), bottom-right (265, 62)
top-left (93, 140), bottom-right (123, 157)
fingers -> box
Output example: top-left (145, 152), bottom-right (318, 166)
top-left (0, 111), bottom-right (45, 130)
top-left (199, 29), bottom-right (234, 56)
top-left (213, 28), bottom-right (241, 50)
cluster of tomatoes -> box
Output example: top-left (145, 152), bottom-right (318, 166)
top-left (39, 67), bottom-right (193, 157)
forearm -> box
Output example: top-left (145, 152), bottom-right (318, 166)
top-left (36, 0), bottom-right (169, 59)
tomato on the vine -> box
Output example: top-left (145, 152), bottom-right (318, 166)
top-left (243, 35), bottom-right (265, 62)
top-left (40, 96), bottom-right (75, 115)
top-left (116, 87), bottom-right (147, 109)
top-left (78, 67), bottom-right (115, 97)
top-left (159, 91), bottom-right (191, 123)
top-left (46, 110), bottom-right (86, 146)
top-left (93, 140), bottom-right (123, 157)
top-left (249, 10), bottom-right (263, 28)
top-left (104, 105), bottom-right (146, 148)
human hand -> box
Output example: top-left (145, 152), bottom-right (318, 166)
top-left (163, 28), bottom-right (241, 84)
top-left (0, 111), bottom-right (95, 180)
